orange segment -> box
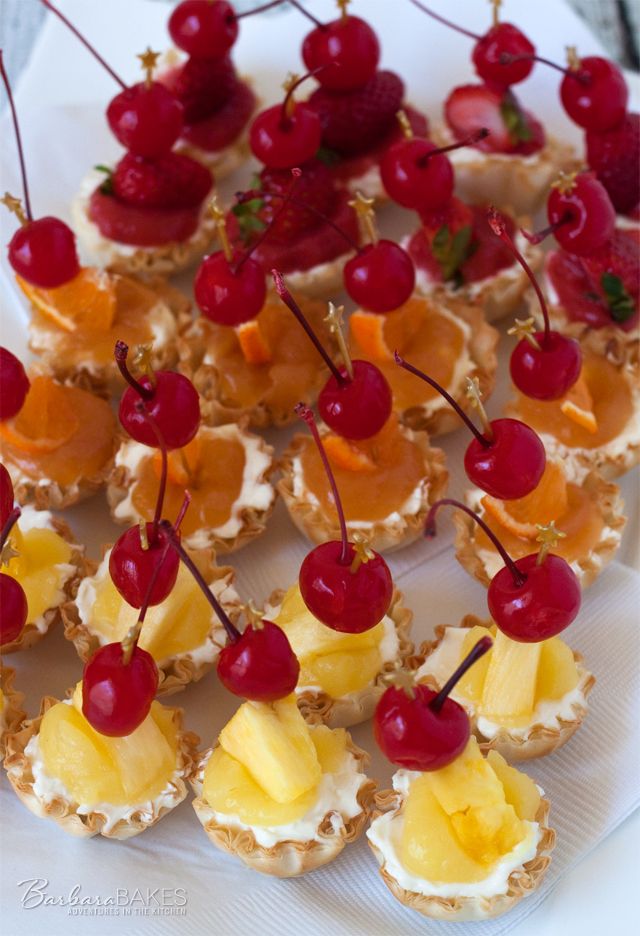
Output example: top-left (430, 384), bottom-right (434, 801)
top-left (236, 319), bottom-right (272, 365)
top-left (323, 434), bottom-right (376, 472)
top-left (350, 311), bottom-right (393, 361)
top-left (560, 375), bottom-right (598, 434)
top-left (16, 267), bottom-right (117, 333)
top-left (481, 461), bottom-right (568, 540)
top-left (0, 376), bottom-right (79, 453)
top-left (153, 437), bottom-right (202, 487)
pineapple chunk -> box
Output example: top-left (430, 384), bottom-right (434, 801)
top-left (275, 585), bottom-right (385, 657)
top-left (218, 696), bottom-right (321, 804)
top-left (451, 803), bottom-right (526, 866)
top-left (425, 737), bottom-right (506, 814)
top-left (455, 625), bottom-right (493, 702)
top-left (4, 527), bottom-right (72, 623)
top-left (400, 775), bottom-right (488, 883)
top-left (480, 630), bottom-right (541, 722)
top-left (310, 725), bottom-right (348, 773)
top-left (486, 751), bottom-right (540, 821)
top-left (536, 637), bottom-right (579, 702)
top-left (302, 647), bottom-right (383, 697)
top-left (150, 702), bottom-right (179, 754)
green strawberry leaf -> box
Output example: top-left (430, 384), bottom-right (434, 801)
top-left (316, 145), bottom-right (341, 167)
top-left (500, 93), bottom-right (533, 144)
top-left (94, 164), bottom-right (114, 196)
top-left (601, 272), bottom-right (636, 322)
top-left (431, 223), bottom-right (475, 284)
top-left (232, 197), bottom-right (266, 244)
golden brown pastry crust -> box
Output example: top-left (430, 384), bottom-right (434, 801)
top-left (368, 786), bottom-right (555, 921)
top-left (4, 696), bottom-right (199, 839)
top-left (191, 735), bottom-right (376, 877)
top-left (0, 667), bottom-right (26, 757)
top-left (278, 427), bottom-right (448, 553)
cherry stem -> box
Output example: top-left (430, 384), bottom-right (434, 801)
top-left (114, 341), bottom-right (154, 401)
top-left (426, 498), bottom-right (527, 588)
top-left (159, 519), bottom-right (241, 643)
top-left (295, 403), bottom-right (350, 564)
top-left (394, 351), bottom-right (491, 447)
top-left (235, 168), bottom-right (302, 273)
top-left (236, 0), bottom-right (288, 19)
top-left (272, 271), bottom-right (347, 385)
top-left (0, 507), bottom-right (21, 552)
top-left (430, 636), bottom-right (493, 713)
top-left (280, 67), bottom-right (327, 127)
top-left (40, 1), bottom-right (126, 89)
top-left (0, 50), bottom-right (33, 222)
top-left (487, 207), bottom-right (551, 344)
top-left (173, 491), bottom-right (191, 532)
top-left (520, 212), bottom-right (572, 247)
top-left (498, 51), bottom-right (590, 84)
top-left (407, 0), bottom-right (480, 41)
top-left (133, 401), bottom-right (167, 538)
top-left (417, 127), bottom-right (489, 168)
top-left (289, 0), bottom-right (325, 28)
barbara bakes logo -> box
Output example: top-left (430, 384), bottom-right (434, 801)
top-left (18, 879), bottom-right (188, 916)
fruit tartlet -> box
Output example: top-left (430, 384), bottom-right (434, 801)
top-left (108, 422), bottom-right (276, 554)
top-left (4, 683), bottom-right (198, 839)
top-left (416, 617), bottom-right (594, 761)
top-left (0, 667), bottom-right (25, 757)
top-left (191, 695), bottom-right (376, 877)
top-left (62, 547), bottom-right (241, 695)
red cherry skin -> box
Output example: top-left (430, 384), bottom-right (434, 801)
top-left (380, 138), bottom-right (454, 213)
top-left (194, 250), bottom-right (266, 326)
top-left (548, 173), bottom-right (616, 257)
top-left (472, 23), bottom-right (535, 88)
top-left (488, 553), bottom-right (581, 642)
top-left (560, 57), bottom-right (628, 132)
top-left (217, 620), bottom-right (300, 702)
top-left (374, 684), bottom-right (470, 771)
top-left (464, 418), bottom-right (546, 500)
top-left (107, 82), bottom-right (184, 158)
top-left (344, 241), bottom-right (416, 313)
top-left (109, 525), bottom-right (180, 609)
top-left (82, 642), bottom-right (159, 737)
top-left (302, 16), bottom-right (380, 92)
top-left (168, 0), bottom-right (238, 60)
top-left (0, 573), bottom-right (28, 646)
top-left (0, 464), bottom-right (13, 526)
top-left (510, 332), bottom-right (582, 401)
top-left (0, 348), bottom-right (30, 421)
top-left (318, 360), bottom-right (392, 441)
top-left (8, 217), bottom-right (80, 289)
top-left (249, 103), bottom-right (322, 170)
top-left (119, 372), bottom-right (200, 450)
top-left (299, 540), bottom-right (393, 634)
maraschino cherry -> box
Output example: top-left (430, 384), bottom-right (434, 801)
top-left (374, 636), bottom-right (492, 770)
top-left (302, 0), bottom-right (380, 92)
top-left (160, 520), bottom-right (299, 701)
top-left (0, 49), bottom-right (80, 288)
top-left (426, 499), bottom-right (581, 642)
top-left (249, 71), bottom-right (323, 170)
top-left (0, 506), bottom-right (28, 647)
top-left (115, 342), bottom-right (200, 450)
top-left (0, 464), bottom-right (13, 526)
top-left (0, 348), bottom-right (30, 421)
top-left (487, 207), bottom-right (581, 401)
top-left (168, 0), bottom-right (287, 60)
top-left (296, 404), bottom-right (393, 633)
top-left (395, 354), bottom-right (545, 500)
top-left (273, 272), bottom-right (392, 439)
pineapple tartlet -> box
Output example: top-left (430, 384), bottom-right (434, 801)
top-left (416, 617), bottom-right (594, 761)
top-left (108, 422), bottom-right (276, 554)
top-left (278, 416), bottom-right (448, 553)
top-left (264, 585), bottom-right (414, 728)
top-left (0, 667), bottom-right (25, 757)
top-left (5, 684), bottom-right (198, 839)
top-left (1, 506), bottom-right (83, 653)
top-left (62, 548), bottom-right (241, 695)
top-left (367, 737), bottom-right (555, 921)
top-left (191, 695), bottom-right (376, 877)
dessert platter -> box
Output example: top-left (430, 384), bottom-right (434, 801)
top-left (1, 1), bottom-right (639, 934)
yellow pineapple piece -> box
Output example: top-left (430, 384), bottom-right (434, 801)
top-left (5, 527), bottom-right (72, 623)
top-left (486, 751), bottom-right (540, 821)
top-left (218, 696), bottom-right (321, 804)
top-left (535, 637), bottom-right (579, 702)
top-left (310, 724), bottom-right (348, 773)
top-left (302, 647), bottom-right (383, 697)
top-left (425, 737), bottom-right (505, 814)
top-left (400, 775), bottom-right (488, 883)
top-left (455, 624), bottom-right (494, 703)
top-left (150, 701), bottom-right (179, 754)
top-left (451, 803), bottom-right (526, 866)
top-left (480, 630), bottom-right (541, 723)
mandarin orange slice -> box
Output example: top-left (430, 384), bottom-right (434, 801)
top-left (481, 461), bottom-right (568, 540)
top-left (350, 311), bottom-right (393, 361)
top-left (560, 375), bottom-right (598, 434)
top-left (236, 319), bottom-right (272, 365)
top-left (323, 434), bottom-right (376, 472)
top-left (17, 268), bottom-right (117, 333)
top-left (153, 436), bottom-right (202, 487)
top-left (0, 376), bottom-right (79, 453)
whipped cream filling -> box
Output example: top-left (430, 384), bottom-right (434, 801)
top-left (437, 124), bottom-right (547, 169)
top-left (113, 424), bottom-right (274, 545)
top-left (367, 768), bottom-right (541, 901)
top-left (14, 506), bottom-right (77, 633)
top-left (416, 626), bottom-right (589, 739)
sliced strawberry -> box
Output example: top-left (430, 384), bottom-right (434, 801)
top-left (89, 189), bottom-right (201, 247)
top-left (331, 105), bottom-right (429, 182)
top-left (586, 113), bottom-right (640, 214)
top-left (112, 152), bottom-right (212, 210)
top-left (252, 158), bottom-right (337, 244)
top-left (181, 80), bottom-right (256, 152)
top-left (161, 56), bottom-right (238, 123)
top-left (445, 83), bottom-right (545, 155)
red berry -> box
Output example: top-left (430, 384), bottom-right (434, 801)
top-left (250, 102), bottom-right (322, 170)
top-left (299, 540), bottom-right (392, 634)
top-left (488, 553), bottom-right (581, 642)
top-left (194, 250), bottom-right (266, 326)
top-left (89, 189), bottom-right (202, 247)
top-left (118, 372), bottom-right (200, 450)
top-left (217, 620), bottom-right (300, 701)
top-left (472, 23), bottom-right (535, 88)
top-left (586, 113), bottom-right (640, 215)
top-left (8, 217), bottom-right (80, 289)
top-left (302, 15), bottom-right (380, 92)
top-left (165, 55), bottom-right (238, 123)
top-left (464, 418), bottom-right (546, 500)
top-left (0, 348), bottom-right (30, 421)
top-left (0, 464), bottom-right (13, 526)
top-left (547, 172), bottom-right (615, 257)
top-left (510, 332), bottom-right (582, 401)
top-left (0, 573), bottom-right (28, 646)
top-left (257, 159), bottom-right (336, 243)
top-left (560, 56), bottom-right (628, 132)
top-left (380, 138), bottom-right (454, 213)
top-left (344, 240), bottom-right (415, 313)
top-left (445, 84), bottom-right (544, 155)
top-left (168, 0), bottom-right (238, 60)
top-left (318, 360), bottom-right (392, 441)
top-left (109, 525), bottom-right (180, 609)
top-left (112, 152), bottom-right (213, 210)
top-left (106, 81), bottom-right (184, 158)
top-left (82, 642), bottom-right (159, 736)
top-left (181, 78), bottom-right (256, 151)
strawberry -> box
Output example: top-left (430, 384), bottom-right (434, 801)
top-left (165, 56), bottom-right (238, 123)
top-left (445, 84), bottom-right (545, 155)
top-left (112, 152), bottom-right (213, 209)
top-left (255, 159), bottom-right (337, 243)
top-left (182, 80), bottom-right (256, 151)
top-left (586, 113), bottom-right (640, 215)
top-left (307, 70), bottom-right (404, 156)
